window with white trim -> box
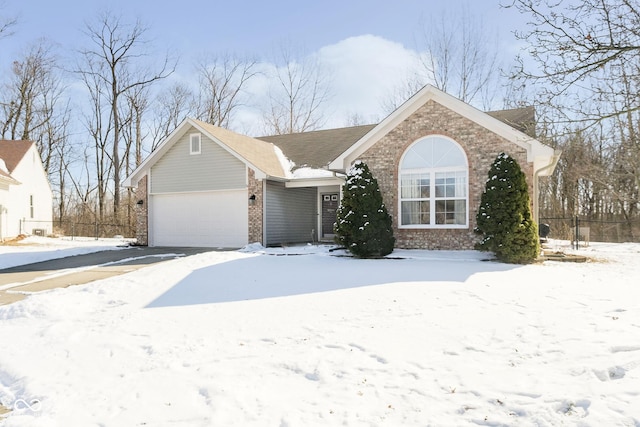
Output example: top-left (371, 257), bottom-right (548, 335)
top-left (399, 136), bottom-right (468, 228)
top-left (190, 133), bottom-right (201, 155)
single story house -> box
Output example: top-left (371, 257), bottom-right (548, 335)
top-left (0, 140), bottom-right (53, 241)
top-left (124, 84), bottom-right (559, 249)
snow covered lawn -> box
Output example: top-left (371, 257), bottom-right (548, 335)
top-left (0, 240), bottom-right (639, 426)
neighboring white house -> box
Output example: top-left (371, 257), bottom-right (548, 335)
top-left (0, 140), bottom-right (53, 241)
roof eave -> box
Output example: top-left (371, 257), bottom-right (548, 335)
top-left (284, 176), bottom-right (345, 188)
top-left (124, 119), bottom-right (195, 187)
top-left (329, 84), bottom-right (556, 171)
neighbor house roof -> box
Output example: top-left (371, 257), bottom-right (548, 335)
top-left (258, 124), bottom-right (376, 170)
top-left (0, 140), bottom-right (33, 173)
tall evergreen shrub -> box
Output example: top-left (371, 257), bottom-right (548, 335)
top-left (334, 161), bottom-right (395, 258)
top-left (476, 153), bottom-right (540, 263)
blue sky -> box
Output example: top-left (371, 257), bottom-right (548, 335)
top-left (1, 0), bottom-right (529, 131)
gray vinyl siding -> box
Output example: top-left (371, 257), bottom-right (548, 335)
top-left (265, 181), bottom-right (317, 246)
top-left (151, 129), bottom-right (246, 193)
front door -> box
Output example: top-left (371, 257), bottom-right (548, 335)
top-left (321, 193), bottom-right (339, 239)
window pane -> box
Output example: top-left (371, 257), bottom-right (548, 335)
top-left (401, 136), bottom-right (467, 169)
top-left (401, 201), bottom-right (430, 225)
top-left (435, 175), bottom-right (445, 197)
top-left (455, 171), bottom-right (467, 197)
top-left (454, 200), bottom-right (466, 224)
top-left (435, 199), bottom-right (466, 225)
top-left (435, 172), bottom-right (467, 198)
top-left (401, 174), bottom-right (429, 199)
top-left (190, 134), bottom-right (201, 153)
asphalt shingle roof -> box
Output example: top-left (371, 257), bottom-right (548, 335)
top-left (0, 140), bottom-right (32, 173)
top-left (487, 106), bottom-right (536, 137)
top-left (258, 124), bottom-right (376, 170)
top-left (258, 106), bottom-right (535, 170)
top-left (193, 120), bottom-right (288, 179)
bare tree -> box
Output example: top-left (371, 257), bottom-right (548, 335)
top-left (507, 0), bottom-right (640, 120)
top-left (418, 7), bottom-right (501, 108)
top-left (77, 55), bottom-right (113, 221)
top-left (122, 84), bottom-right (149, 169)
top-left (78, 10), bottom-right (174, 221)
top-left (0, 41), bottom-right (57, 141)
top-left (121, 84), bottom-right (149, 230)
top-left (382, 6), bottom-right (503, 114)
top-left (0, 2), bottom-right (16, 40)
top-left (263, 45), bottom-right (330, 135)
top-left (194, 53), bottom-right (257, 129)
top-left (508, 0), bottom-right (640, 241)
top-left (149, 82), bottom-right (194, 151)
top-left (0, 39), bottom-right (72, 184)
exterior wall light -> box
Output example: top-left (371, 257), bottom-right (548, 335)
top-left (249, 194), bottom-right (256, 205)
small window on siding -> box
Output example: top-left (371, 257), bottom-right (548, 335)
top-left (190, 133), bottom-right (201, 155)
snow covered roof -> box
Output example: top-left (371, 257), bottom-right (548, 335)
top-left (192, 120), bottom-right (288, 179)
top-left (258, 124), bottom-right (376, 170)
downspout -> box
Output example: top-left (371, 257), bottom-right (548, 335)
top-left (262, 179), bottom-right (267, 246)
top-left (533, 150), bottom-right (562, 225)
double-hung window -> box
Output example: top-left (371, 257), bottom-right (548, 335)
top-left (399, 136), bottom-right (468, 228)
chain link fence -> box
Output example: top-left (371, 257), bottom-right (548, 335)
top-left (20, 219), bottom-right (135, 240)
top-left (540, 216), bottom-right (639, 247)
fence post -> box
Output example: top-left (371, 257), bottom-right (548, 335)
top-left (574, 215), bottom-right (580, 250)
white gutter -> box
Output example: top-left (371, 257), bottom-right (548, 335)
top-left (533, 150), bottom-right (562, 225)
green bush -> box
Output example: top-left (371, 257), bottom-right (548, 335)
top-left (334, 161), bottom-right (395, 258)
top-left (475, 153), bottom-right (540, 263)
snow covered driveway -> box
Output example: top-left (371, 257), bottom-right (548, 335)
top-left (0, 241), bottom-right (639, 426)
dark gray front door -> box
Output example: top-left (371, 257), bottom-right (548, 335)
top-left (321, 193), bottom-right (339, 238)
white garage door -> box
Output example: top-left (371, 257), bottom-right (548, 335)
top-left (150, 190), bottom-right (248, 247)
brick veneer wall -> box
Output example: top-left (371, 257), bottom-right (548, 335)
top-left (134, 175), bottom-right (149, 246)
top-left (358, 99), bottom-right (533, 250)
top-left (247, 169), bottom-right (264, 244)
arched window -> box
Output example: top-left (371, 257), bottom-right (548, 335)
top-left (399, 136), bottom-right (468, 228)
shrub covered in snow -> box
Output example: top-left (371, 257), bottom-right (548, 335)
top-left (475, 152), bottom-right (540, 263)
top-left (334, 161), bottom-right (395, 258)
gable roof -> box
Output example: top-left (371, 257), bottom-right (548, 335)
top-left (259, 108), bottom-right (536, 170)
top-left (328, 84), bottom-right (557, 176)
top-left (258, 124), bottom-right (376, 169)
top-left (192, 120), bottom-right (287, 179)
top-left (0, 140), bottom-right (33, 173)
top-left (124, 118), bottom-right (288, 187)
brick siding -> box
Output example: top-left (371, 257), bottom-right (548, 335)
top-left (247, 169), bottom-right (264, 244)
top-left (134, 175), bottom-right (148, 245)
top-left (358, 99), bottom-right (533, 250)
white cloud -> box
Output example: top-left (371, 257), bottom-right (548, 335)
top-left (235, 35), bottom-right (429, 134)
top-left (316, 35), bottom-right (427, 127)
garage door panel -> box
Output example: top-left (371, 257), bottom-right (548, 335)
top-left (151, 191), bottom-right (247, 247)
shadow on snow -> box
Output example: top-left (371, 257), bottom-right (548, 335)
top-left (146, 253), bottom-right (519, 308)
